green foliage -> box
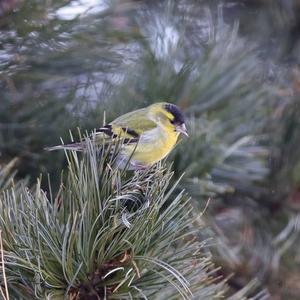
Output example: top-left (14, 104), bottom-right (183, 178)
top-left (0, 159), bottom-right (25, 194)
top-left (2, 0), bottom-right (300, 298)
top-left (0, 140), bottom-right (226, 300)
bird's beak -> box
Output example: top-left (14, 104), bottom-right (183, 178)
top-left (176, 123), bottom-right (189, 137)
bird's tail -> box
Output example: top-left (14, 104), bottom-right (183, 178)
top-left (44, 142), bottom-right (85, 152)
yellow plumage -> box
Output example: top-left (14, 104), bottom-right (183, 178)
top-left (123, 124), bottom-right (179, 166)
top-left (45, 102), bottom-right (188, 170)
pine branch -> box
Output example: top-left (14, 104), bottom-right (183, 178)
top-left (0, 138), bottom-right (226, 300)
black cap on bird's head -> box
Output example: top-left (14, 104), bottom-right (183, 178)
top-left (165, 103), bottom-right (188, 136)
top-left (165, 103), bottom-right (185, 125)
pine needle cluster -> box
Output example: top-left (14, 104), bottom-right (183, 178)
top-left (0, 140), bottom-right (225, 300)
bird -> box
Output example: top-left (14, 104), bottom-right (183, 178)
top-left (45, 102), bottom-right (188, 170)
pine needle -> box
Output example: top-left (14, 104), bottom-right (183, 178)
top-left (0, 230), bottom-right (9, 300)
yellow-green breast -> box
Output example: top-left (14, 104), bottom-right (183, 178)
top-left (123, 125), bottom-right (179, 166)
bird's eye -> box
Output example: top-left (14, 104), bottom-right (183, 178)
top-left (170, 119), bottom-right (175, 124)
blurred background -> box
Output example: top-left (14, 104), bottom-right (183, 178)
top-left (1, 0), bottom-right (300, 299)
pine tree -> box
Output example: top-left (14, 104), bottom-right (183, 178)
top-left (3, 0), bottom-right (299, 298)
top-left (0, 140), bottom-right (228, 300)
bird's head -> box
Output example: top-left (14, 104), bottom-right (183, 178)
top-left (149, 102), bottom-right (188, 137)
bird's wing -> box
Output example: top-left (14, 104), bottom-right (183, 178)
top-left (111, 108), bottom-right (157, 134)
top-left (94, 108), bottom-right (157, 141)
top-left (46, 108), bottom-right (157, 151)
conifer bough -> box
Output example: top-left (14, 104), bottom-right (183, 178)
top-left (0, 139), bottom-right (224, 300)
